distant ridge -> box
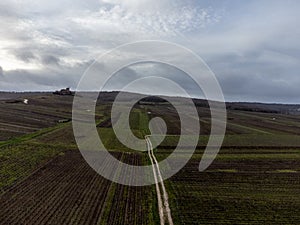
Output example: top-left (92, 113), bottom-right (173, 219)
top-left (1, 91), bottom-right (300, 115)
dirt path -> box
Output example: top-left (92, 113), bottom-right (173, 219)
top-left (146, 136), bottom-right (174, 225)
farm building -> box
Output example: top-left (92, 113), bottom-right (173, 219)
top-left (53, 87), bottom-right (74, 96)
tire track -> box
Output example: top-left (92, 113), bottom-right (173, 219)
top-left (146, 136), bottom-right (173, 225)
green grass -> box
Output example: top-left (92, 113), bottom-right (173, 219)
top-left (97, 107), bottom-right (150, 152)
top-left (275, 169), bottom-right (298, 173)
top-left (155, 134), bottom-right (300, 149)
top-left (216, 169), bottom-right (238, 173)
top-left (216, 153), bottom-right (300, 160)
top-left (226, 121), bottom-right (272, 134)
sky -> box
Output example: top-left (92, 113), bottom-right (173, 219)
top-left (0, 0), bottom-right (300, 103)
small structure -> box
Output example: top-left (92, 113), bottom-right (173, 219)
top-left (53, 87), bottom-right (74, 96)
top-left (58, 119), bottom-right (71, 123)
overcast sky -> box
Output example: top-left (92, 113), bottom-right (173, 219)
top-left (0, 0), bottom-right (300, 103)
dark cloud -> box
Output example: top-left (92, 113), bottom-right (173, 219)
top-left (0, 2), bottom-right (20, 18)
top-left (208, 50), bottom-right (300, 103)
top-left (0, 60), bottom-right (92, 91)
top-left (104, 67), bottom-right (140, 91)
top-left (102, 62), bottom-right (203, 98)
top-left (14, 51), bottom-right (37, 63)
top-left (41, 55), bottom-right (61, 66)
top-left (0, 0), bottom-right (300, 104)
top-left (220, 72), bottom-right (300, 103)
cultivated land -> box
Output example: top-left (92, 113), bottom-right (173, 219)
top-left (0, 92), bottom-right (300, 224)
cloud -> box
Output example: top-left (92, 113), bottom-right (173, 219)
top-left (0, 60), bottom-right (92, 91)
top-left (209, 48), bottom-right (300, 103)
top-left (41, 55), bottom-right (61, 65)
top-left (14, 50), bottom-right (37, 63)
top-left (0, 0), bottom-right (300, 103)
top-left (98, 61), bottom-right (204, 99)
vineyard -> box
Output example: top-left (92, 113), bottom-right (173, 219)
top-left (0, 92), bottom-right (300, 224)
top-left (0, 150), bottom-right (154, 225)
top-left (0, 94), bottom-right (73, 141)
top-left (166, 150), bottom-right (300, 224)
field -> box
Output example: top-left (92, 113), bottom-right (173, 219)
top-left (0, 92), bottom-right (300, 224)
top-left (155, 148), bottom-right (300, 224)
top-left (0, 150), bottom-right (154, 225)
